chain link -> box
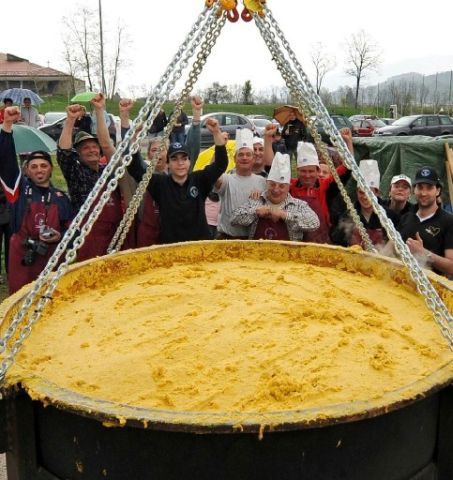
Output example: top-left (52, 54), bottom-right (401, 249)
top-left (109, 10), bottom-right (227, 253)
top-left (254, 15), bottom-right (376, 253)
top-left (259, 6), bottom-right (453, 348)
top-left (0, 3), bottom-right (224, 382)
top-left (1, 2), bottom-right (451, 385)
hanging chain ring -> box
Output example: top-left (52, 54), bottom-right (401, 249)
top-left (0, 3), bottom-right (225, 383)
top-left (257, 7), bottom-right (453, 349)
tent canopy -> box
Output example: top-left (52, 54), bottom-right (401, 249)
top-left (352, 135), bottom-right (453, 205)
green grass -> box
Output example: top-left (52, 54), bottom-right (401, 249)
top-left (39, 95), bottom-right (378, 120)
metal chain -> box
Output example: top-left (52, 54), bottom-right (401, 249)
top-left (259, 6), bottom-right (453, 347)
top-left (0, 4), bottom-right (222, 382)
top-left (108, 10), bottom-right (227, 253)
top-left (253, 14), bottom-right (376, 253)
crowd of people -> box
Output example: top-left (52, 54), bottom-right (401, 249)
top-left (0, 94), bottom-right (452, 295)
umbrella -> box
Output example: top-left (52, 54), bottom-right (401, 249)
top-left (11, 125), bottom-right (57, 154)
top-left (0, 88), bottom-right (44, 106)
top-left (273, 105), bottom-right (306, 126)
top-left (193, 140), bottom-right (237, 172)
top-left (71, 91), bottom-right (96, 102)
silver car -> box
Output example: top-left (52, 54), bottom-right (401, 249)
top-left (197, 112), bottom-right (259, 148)
top-left (374, 114), bottom-right (453, 137)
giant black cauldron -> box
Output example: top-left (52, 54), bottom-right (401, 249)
top-left (0, 241), bottom-right (452, 480)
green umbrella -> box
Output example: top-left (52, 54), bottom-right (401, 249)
top-left (71, 91), bottom-right (96, 102)
top-left (12, 125), bottom-right (57, 154)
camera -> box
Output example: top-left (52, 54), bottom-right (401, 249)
top-left (40, 224), bottom-right (58, 240)
top-left (21, 238), bottom-right (49, 266)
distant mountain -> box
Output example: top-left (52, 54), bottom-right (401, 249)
top-left (331, 70), bottom-right (453, 107)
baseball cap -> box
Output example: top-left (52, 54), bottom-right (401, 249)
top-left (167, 142), bottom-right (190, 160)
top-left (413, 167), bottom-right (441, 186)
top-left (74, 131), bottom-right (99, 147)
top-left (391, 174), bottom-right (411, 187)
top-left (24, 150), bottom-right (52, 166)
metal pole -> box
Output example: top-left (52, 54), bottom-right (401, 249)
top-left (448, 70), bottom-right (452, 115)
top-left (377, 83), bottom-right (380, 115)
top-left (99, 0), bottom-right (107, 95)
top-left (434, 72), bottom-right (438, 113)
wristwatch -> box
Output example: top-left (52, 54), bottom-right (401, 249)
top-left (424, 250), bottom-right (433, 263)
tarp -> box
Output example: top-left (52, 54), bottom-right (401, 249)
top-left (352, 135), bottom-right (453, 205)
top-left (193, 139), bottom-right (237, 172)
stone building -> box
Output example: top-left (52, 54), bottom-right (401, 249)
top-left (0, 53), bottom-right (84, 96)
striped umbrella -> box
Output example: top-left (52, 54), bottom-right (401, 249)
top-left (0, 88), bottom-right (44, 106)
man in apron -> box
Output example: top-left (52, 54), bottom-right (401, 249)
top-left (57, 94), bottom-right (122, 261)
top-left (0, 107), bottom-right (73, 294)
top-left (230, 152), bottom-right (319, 240)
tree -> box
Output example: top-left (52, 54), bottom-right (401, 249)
top-left (229, 84), bottom-right (243, 103)
top-left (63, 7), bottom-right (98, 91)
top-left (310, 42), bottom-right (336, 95)
top-left (345, 30), bottom-right (381, 109)
top-left (242, 80), bottom-right (254, 104)
top-left (107, 24), bottom-right (131, 99)
top-left (62, 6), bottom-right (131, 98)
top-left (204, 82), bottom-right (232, 104)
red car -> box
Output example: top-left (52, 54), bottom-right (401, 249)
top-left (351, 118), bottom-right (386, 137)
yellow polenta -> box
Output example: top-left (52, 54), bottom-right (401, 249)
top-left (2, 242), bottom-right (452, 422)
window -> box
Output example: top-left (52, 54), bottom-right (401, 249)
top-left (412, 117), bottom-right (426, 127)
top-left (426, 116), bottom-right (439, 126)
top-left (440, 116), bottom-right (453, 125)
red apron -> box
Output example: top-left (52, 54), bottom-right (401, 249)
top-left (77, 189), bottom-right (123, 262)
top-left (8, 202), bottom-right (60, 294)
top-left (350, 227), bottom-right (385, 248)
top-left (299, 190), bottom-right (330, 244)
top-left (136, 192), bottom-right (161, 248)
top-left (254, 217), bottom-right (290, 240)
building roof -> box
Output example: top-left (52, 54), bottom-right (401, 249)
top-left (0, 53), bottom-right (69, 78)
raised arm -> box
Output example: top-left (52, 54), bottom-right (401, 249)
top-left (0, 107), bottom-right (21, 201)
top-left (91, 93), bottom-right (114, 158)
top-left (201, 117), bottom-right (228, 183)
top-left (263, 123), bottom-right (278, 167)
top-left (59, 104), bottom-right (85, 149)
top-left (186, 95), bottom-right (203, 168)
top-left (339, 128), bottom-right (354, 155)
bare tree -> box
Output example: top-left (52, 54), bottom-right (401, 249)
top-left (310, 42), bottom-right (336, 95)
top-left (345, 30), bottom-right (381, 109)
top-left (62, 7), bottom-right (131, 98)
top-left (229, 84), bottom-right (243, 103)
top-left (62, 38), bottom-right (82, 96)
top-left (63, 8), bottom-right (98, 91)
top-left (107, 24), bottom-right (130, 98)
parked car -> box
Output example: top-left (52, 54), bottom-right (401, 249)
top-left (197, 112), bottom-right (258, 148)
top-left (41, 111), bottom-right (66, 127)
top-left (380, 118), bottom-right (396, 126)
top-left (351, 118), bottom-right (386, 137)
top-left (39, 113), bottom-right (118, 145)
top-left (308, 114), bottom-right (357, 145)
top-left (374, 114), bottom-right (453, 137)
top-left (250, 117), bottom-right (272, 136)
top-left (247, 114), bottom-right (272, 121)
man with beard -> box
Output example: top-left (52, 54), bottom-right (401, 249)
top-left (0, 107), bottom-right (73, 293)
top-left (397, 167), bottom-right (453, 276)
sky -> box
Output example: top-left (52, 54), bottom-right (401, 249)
top-left (3, 1), bottom-right (453, 98)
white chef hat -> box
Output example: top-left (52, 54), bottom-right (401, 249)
top-left (253, 137), bottom-right (264, 146)
top-left (359, 159), bottom-right (380, 189)
top-left (235, 128), bottom-right (254, 152)
top-left (267, 152), bottom-right (291, 184)
top-left (296, 142), bottom-right (319, 168)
